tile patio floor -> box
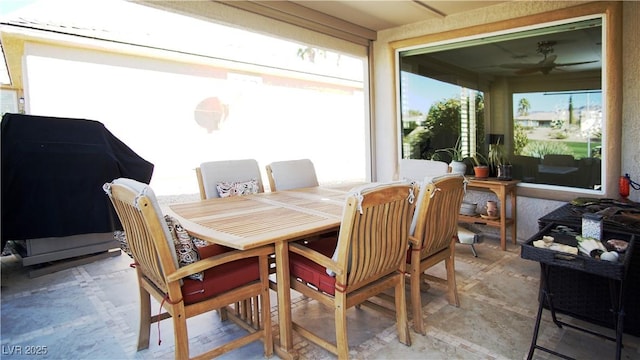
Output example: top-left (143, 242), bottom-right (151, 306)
top-left (2, 235), bottom-right (639, 359)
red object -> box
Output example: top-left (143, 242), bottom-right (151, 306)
top-left (289, 237), bottom-right (338, 295)
top-left (619, 175), bottom-right (630, 198)
top-left (181, 244), bottom-right (260, 304)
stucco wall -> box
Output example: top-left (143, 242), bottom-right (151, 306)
top-left (373, 1), bottom-right (640, 241)
top-left (622, 1), bottom-right (640, 202)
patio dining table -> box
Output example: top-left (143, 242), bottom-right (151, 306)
top-left (165, 182), bottom-right (363, 359)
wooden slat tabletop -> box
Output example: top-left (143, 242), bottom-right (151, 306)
top-left (166, 184), bottom-right (362, 250)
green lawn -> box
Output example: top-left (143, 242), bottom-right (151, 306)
top-left (527, 139), bottom-right (602, 159)
top-left (565, 141), bottom-right (601, 159)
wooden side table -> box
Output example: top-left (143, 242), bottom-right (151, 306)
top-left (458, 178), bottom-right (520, 251)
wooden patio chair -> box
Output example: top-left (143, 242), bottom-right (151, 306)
top-left (265, 158), bottom-right (331, 244)
top-left (104, 178), bottom-right (273, 359)
top-left (265, 158), bottom-right (319, 191)
top-left (195, 158), bottom-right (275, 298)
top-left (195, 159), bottom-right (264, 199)
top-left (287, 182), bottom-right (415, 359)
top-left (399, 160), bottom-right (478, 257)
top-left (194, 159), bottom-right (272, 317)
top-left (408, 174), bottom-right (465, 335)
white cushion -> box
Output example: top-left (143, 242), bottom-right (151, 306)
top-left (111, 178), bottom-right (179, 268)
top-left (200, 159), bottom-right (263, 198)
top-left (399, 159), bottom-right (449, 182)
top-left (268, 159), bottom-right (319, 191)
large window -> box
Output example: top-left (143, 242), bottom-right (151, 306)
top-left (11, 1), bottom-right (368, 195)
top-left (395, 2), bottom-right (622, 200)
top-left (513, 89), bottom-right (602, 189)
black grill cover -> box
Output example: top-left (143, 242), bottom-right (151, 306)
top-left (1, 113), bottom-right (154, 247)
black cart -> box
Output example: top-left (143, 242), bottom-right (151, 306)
top-left (521, 222), bottom-right (635, 360)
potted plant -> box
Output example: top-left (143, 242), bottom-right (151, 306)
top-left (487, 139), bottom-right (512, 180)
top-left (470, 153), bottom-right (490, 178)
top-left (433, 137), bottom-right (466, 175)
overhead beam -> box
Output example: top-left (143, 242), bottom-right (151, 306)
top-left (413, 0), bottom-right (447, 18)
top-left (215, 1), bottom-right (376, 46)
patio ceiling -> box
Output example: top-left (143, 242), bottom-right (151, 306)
top-left (289, 0), bottom-right (509, 31)
top-left (214, 0), bottom-right (509, 44)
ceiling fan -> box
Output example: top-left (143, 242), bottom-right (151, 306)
top-left (500, 40), bottom-right (597, 75)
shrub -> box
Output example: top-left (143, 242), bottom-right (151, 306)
top-left (405, 126), bottom-right (433, 159)
top-left (549, 131), bottom-right (568, 140)
top-left (522, 140), bottom-right (573, 158)
top-left (514, 123), bottom-right (529, 155)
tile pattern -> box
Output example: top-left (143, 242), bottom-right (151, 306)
top-left (2, 236), bottom-right (639, 359)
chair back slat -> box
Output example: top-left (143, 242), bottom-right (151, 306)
top-left (108, 184), bottom-right (178, 295)
top-left (336, 184), bottom-right (414, 290)
top-left (413, 175), bottom-right (465, 257)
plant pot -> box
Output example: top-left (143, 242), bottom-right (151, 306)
top-left (497, 164), bottom-right (512, 180)
top-left (473, 165), bottom-right (490, 178)
top-left (449, 161), bottom-right (467, 175)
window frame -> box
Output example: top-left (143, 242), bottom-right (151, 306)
top-left (391, 2), bottom-right (621, 201)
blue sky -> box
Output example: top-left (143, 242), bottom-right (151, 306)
top-left (513, 91), bottom-right (602, 116)
top-left (403, 71), bottom-right (602, 116)
top-left (0, 0), bottom-right (37, 15)
top-left (403, 73), bottom-right (460, 114)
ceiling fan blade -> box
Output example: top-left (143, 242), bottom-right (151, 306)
top-left (515, 67), bottom-right (548, 75)
top-left (500, 58), bottom-right (546, 69)
top-left (554, 60), bottom-right (599, 67)
top-left (500, 41), bottom-right (596, 75)
top-left (500, 62), bottom-right (538, 69)
top-left (500, 54), bottom-right (558, 69)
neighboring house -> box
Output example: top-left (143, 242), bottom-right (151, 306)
top-left (516, 106), bottom-right (603, 134)
top-left (515, 111), bottom-right (557, 128)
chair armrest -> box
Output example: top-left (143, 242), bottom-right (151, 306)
top-left (289, 242), bottom-right (344, 276)
top-left (166, 245), bottom-right (274, 282)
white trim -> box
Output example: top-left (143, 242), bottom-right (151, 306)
top-left (136, 0), bottom-right (368, 58)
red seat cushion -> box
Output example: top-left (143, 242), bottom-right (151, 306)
top-left (289, 237), bottom-right (338, 296)
top-left (181, 244), bottom-right (260, 305)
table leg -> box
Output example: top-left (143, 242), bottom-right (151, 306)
top-left (609, 279), bottom-right (625, 360)
top-left (527, 289), bottom-right (545, 360)
top-left (498, 189), bottom-right (507, 251)
top-left (510, 187), bottom-right (517, 245)
top-left (274, 241), bottom-right (295, 359)
top-left (528, 264), bottom-right (570, 360)
top-left (527, 264), bottom-right (547, 360)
